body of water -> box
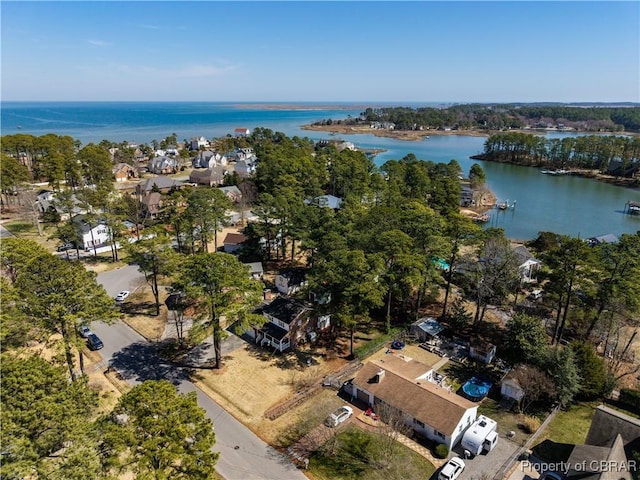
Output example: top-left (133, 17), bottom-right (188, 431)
top-left (2, 101), bottom-right (639, 241)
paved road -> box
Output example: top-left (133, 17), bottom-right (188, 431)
top-left (93, 268), bottom-right (307, 480)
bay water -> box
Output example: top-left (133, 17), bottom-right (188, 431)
top-left (2, 102), bottom-right (638, 241)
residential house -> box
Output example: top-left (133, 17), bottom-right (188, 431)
top-left (551, 405), bottom-right (640, 480)
top-left (223, 232), bottom-right (247, 253)
top-left (588, 234), bottom-right (619, 247)
top-left (234, 147), bottom-right (257, 162)
top-left (140, 192), bottom-right (163, 218)
top-left (234, 159), bottom-right (256, 178)
top-left (512, 245), bottom-right (541, 284)
top-left (243, 262), bottom-right (264, 280)
top-left (344, 354), bottom-right (478, 450)
top-left (234, 128), bottom-right (251, 137)
top-left (190, 136), bottom-right (210, 151)
top-left (469, 340), bottom-right (496, 364)
top-left (36, 190), bottom-right (85, 220)
top-left (275, 268), bottom-right (307, 295)
top-left (137, 176), bottom-right (181, 194)
top-left (189, 166), bottom-right (226, 187)
top-left (193, 150), bottom-right (227, 169)
top-left (218, 186), bottom-right (242, 203)
top-left (250, 297), bottom-right (312, 352)
top-left (148, 156), bottom-right (179, 175)
top-left (112, 163), bottom-right (138, 182)
top-left (305, 195), bottom-right (343, 210)
top-left (72, 215), bottom-right (111, 251)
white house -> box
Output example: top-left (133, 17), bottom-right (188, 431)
top-left (512, 245), bottom-right (541, 284)
top-left (500, 375), bottom-right (525, 403)
top-left (345, 355), bottom-right (478, 450)
top-left (469, 340), bottom-right (497, 364)
top-left (190, 136), bottom-right (210, 151)
top-left (275, 268), bottom-right (307, 295)
top-left (234, 128), bottom-right (250, 137)
top-left (193, 151), bottom-right (227, 169)
top-left (305, 195), bottom-right (343, 210)
top-left (72, 215), bottom-right (112, 251)
top-left (243, 261), bottom-right (264, 280)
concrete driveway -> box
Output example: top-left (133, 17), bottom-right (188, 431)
top-left (441, 433), bottom-right (520, 480)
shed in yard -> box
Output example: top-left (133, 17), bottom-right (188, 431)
top-left (411, 317), bottom-right (444, 342)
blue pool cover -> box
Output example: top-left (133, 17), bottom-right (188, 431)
top-left (462, 376), bottom-right (492, 401)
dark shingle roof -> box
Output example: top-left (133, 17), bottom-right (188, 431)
top-left (261, 297), bottom-right (309, 325)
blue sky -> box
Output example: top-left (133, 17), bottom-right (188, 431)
top-left (2, 1), bottom-right (638, 102)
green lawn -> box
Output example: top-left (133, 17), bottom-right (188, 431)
top-left (531, 402), bottom-right (597, 462)
top-left (309, 426), bottom-right (436, 480)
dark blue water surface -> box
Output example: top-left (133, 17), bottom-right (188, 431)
top-left (2, 102), bottom-right (638, 240)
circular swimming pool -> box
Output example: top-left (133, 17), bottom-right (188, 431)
top-left (462, 376), bottom-right (492, 402)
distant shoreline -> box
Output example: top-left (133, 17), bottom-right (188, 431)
top-left (301, 123), bottom-right (640, 141)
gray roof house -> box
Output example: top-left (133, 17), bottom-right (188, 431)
top-left (137, 175), bottom-right (181, 193)
top-left (148, 156), bottom-right (179, 175)
top-left (275, 268), bottom-right (308, 295)
top-left (189, 166), bottom-right (226, 187)
top-left (253, 297), bottom-right (311, 352)
top-left (512, 245), bottom-right (541, 284)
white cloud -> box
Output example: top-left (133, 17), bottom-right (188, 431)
top-left (88, 39), bottom-right (111, 47)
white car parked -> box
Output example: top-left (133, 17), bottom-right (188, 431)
top-left (438, 457), bottom-right (465, 480)
top-left (324, 406), bottom-right (353, 428)
top-left (115, 290), bottom-right (130, 302)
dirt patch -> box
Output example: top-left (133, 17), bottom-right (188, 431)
top-left (120, 285), bottom-right (170, 341)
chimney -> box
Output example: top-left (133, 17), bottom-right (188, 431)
top-left (375, 369), bottom-right (385, 383)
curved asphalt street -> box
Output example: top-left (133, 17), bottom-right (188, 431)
top-left (94, 265), bottom-right (307, 480)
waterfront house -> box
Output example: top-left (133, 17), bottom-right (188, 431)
top-left (588, 233), bottom-right (619, 247)
top-left (344, 354), bottom-right (477, 450)
top-left (190, 136), bottom-right (210, 151)
top-left (234, 128), bottom-right (251, 137)
top-left (512, 245), bottom-right (541, 284)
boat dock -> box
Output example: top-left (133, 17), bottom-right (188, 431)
top-left (624, 201), bottom-right (640, 215)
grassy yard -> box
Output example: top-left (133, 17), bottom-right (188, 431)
top-left (309, 425), bottom-right (436, 480)
top-left (531, 402), bottom-right (597, 462)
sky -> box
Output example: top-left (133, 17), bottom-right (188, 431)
top-left (1, 1), bottom-right (639, 103)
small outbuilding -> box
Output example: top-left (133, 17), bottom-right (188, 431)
top-left (469, 340), bottom-right (497, 364)
top-left (411, 317), bottom-right (444, 342)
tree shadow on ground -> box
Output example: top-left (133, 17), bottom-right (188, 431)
top-left (109, 339), bottom-right (191, 386)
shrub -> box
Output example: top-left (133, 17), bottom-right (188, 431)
top-left (434, 443), bottom-right (449, 458)
top-left (619, 388), bottom-right (640, 412)
top-left (519, 415), bottom-right (541, 434)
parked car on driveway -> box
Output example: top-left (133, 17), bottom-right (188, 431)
top-left (57, 242), bottom-right (75, 252)
top-left (78, 325), bottom-right (92, 338)
top-left (438, 457), bottom-right (465, 480)
top-left (324, 406), bottom-right (353, 427)
top-left (115, 290), bottom-right (130, 302)
top-left (86, 333), bottom-right (104, 350)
